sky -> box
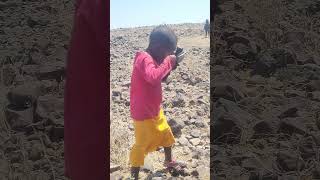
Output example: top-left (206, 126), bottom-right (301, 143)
top-left (110, 0), bottom-right (210, 29)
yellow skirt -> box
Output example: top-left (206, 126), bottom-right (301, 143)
top-left (129, 109), bottom-right (175, 167)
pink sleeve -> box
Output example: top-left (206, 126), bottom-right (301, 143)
top-left (136, 56), bottom-right (174, 85)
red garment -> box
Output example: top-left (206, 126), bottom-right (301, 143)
top-left (130, 51), bottom-right (175, 120)
top-left (64, 0), bottom-right (108, 179)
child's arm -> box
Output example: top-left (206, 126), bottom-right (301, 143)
top-left (136, 55), bottom-right (176, 85)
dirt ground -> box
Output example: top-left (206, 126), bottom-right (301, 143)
top-left (211, 0), bottom-right (320, 179)
top-left (110, 23), bottom-right (210, 179)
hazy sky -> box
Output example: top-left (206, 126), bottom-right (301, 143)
top-left (110, 0), bottom-right (210, 29)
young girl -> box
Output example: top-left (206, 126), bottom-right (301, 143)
top-left (129, 25), bottom-right (185, 179)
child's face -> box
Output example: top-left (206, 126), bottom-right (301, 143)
top-left (157, 46), bottom-right (176, 62)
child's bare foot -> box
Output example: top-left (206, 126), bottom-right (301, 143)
top-left (130, 167), bottom-right (140, 180)
top-left (164, 159), bottom-right (187, 170)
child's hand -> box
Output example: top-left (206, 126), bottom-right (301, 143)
top-left (169, 55), bottom-right (178, 70)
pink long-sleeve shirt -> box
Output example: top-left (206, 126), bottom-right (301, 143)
top-left (130, 51), bottom-right (175, 120)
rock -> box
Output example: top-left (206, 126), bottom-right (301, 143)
top-left (284, 90), bottom-right (305, 98)
top-left (241, 158), bottom-right (261, 171)
top-left (277, 150), bottom-right (304, 171)
top-left (5, 105), bottom-right (34, 130)
top-left (36, 95), bottom-right (64, 120)
top-left (196, 165), bottom-right (210, 179)
top-left (283, 31), bottom-right (305, 43)
top-left (252, 120), bottom-right (274, 136)
top-left (0, 159), bottom-right (9, 177)
top-left (39, 80), bottom-right (58, 94)
top-left (9, 151), bottom-right (23, 163)
top-left (312, 131), bottom-right (320, 146)
top-left (191, 169), bottom-right (199, 176)
top-left (2, 65), bottom-right (16, 86)
top-left (194, 119), bottom-right (206, 128)
top-left (313, 165), bottom-right (320, 179)
top-left (49, 126), bottom-right (64, 142)
top-left (33, 170), bottom-right (50, 180)
top-left (142, 160), bottom-right (154, 172)
top-left (168, 119), bottom-right (184, 138)
top-left (110, 164), bottom-right (121, 173)
top-left (278, 107), bottom-right (298, 119)
top-left (225, 35), bottom-right (257, 61)
top-left (212, 83), bottom-right (244, 102)
top-left (278, 117), bottom-right (308, 135)
top-left (213, 98), bottom-right (257, 143)
top-left (222, 58), bottom-right (243, 70)
top-left (190, 138), bottom-right (201, 146)
top-left (21, 65), bottom-right (40, 76)
top-left (310, 91), bottom-right (320, 101)
top-left (178, 136), bottom-right (188, 146)
top-left (7, 82), bottom-right (42, 108)
top-left (190, 129), bottom-right (201, 138)
top-left (306, 80), bottom-right (320, 92)
top-left (299, 136), bottom-right (315, 159)
top-left (37, 61), bottom-right (65, 82)
top-left (251, 48), bottom-right (296, 77)
top-left (279, 175), bottom-right (299, 180)
top-left (172, 93), bottom-right (186, 107)
top-left (29, 143), bottom-right (43, 161)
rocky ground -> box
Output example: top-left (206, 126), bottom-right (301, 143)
top-left (0, 0), bottom-right (73, 179)
top-left (212, 0), bottom-right (320, 179)
top-left (110, 24), bottom-right (210, 179)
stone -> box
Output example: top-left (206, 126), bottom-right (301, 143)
top-left (49, 126), bottom-right (64, 142)
top-left (171, 93), bottom-right (186, 107)
top-left (212, 83), bottom-right (244, 102)
top-left (110, 164), bottom-right (121, 173)
top-left (213, 98), bottom-right (257, 143)
top-left (21, 65), bottom-right (40, 76)
top-left (0, 159), bottom-right (9, 177)
top-left (29, 143), bottom-right (43, 161)
top-left (251, 48), bottom-right (296, 77)
top-left (179, 136), bottom-right (189, 146)
top-left (7, 82), bottom-right (42, 108)
top-left (37, 61), bottom-right (65, 82)
top-left (190, 129), bottom-right (201, 138)
top-left (277, 150), bottom-right (304, 171)
top-left (2, 65), bottom-right (16, 86)
top-left (168, 119), bottom-right (184, 138)
top-left (5, 105), bottom-right (34, 131)
top-left (190, 138), bottom-right (201, 146)
top-left (278, 107), bottom-right (298, 119)
top-left (278, 117), bottom-right (307, 135)
top-left (36, 95), bottom-right (64, 120)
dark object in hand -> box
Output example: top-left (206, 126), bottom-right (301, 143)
top-left (175, 47), bottom-right (183, 56)
top-left (162, 47), bottom-right (185, 82)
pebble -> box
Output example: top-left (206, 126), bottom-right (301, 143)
top-left (179, 136), bottom-right (189, 146)
top-left (190, 138), bottom-right (201, 146)
top-left (190, 129), bottom-right (201, 138)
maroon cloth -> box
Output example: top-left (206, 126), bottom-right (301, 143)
top-left (64, 0), bottom-right (108, 179)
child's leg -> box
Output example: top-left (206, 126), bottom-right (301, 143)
top-left (164, 146), bottom-right (172, 162)
top-left (131, 167), bottom-right (140, 179)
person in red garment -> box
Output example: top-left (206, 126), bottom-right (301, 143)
top-left (64, 0), bottom-right (108, 179)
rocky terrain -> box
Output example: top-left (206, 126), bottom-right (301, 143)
top-left (211, 0), bottom-right (320, 179)
top-left (110, 23), bottom-right (210, 179)
top-left (0, 0), bottom-right (74, 179)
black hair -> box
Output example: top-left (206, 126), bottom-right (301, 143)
top-left (147, 25), bottom-right (177, 62)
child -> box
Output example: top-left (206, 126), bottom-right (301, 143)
top-left (129, 25), bottom-right (185, 179)
top-left (204, 19), bottom-right (210, 37)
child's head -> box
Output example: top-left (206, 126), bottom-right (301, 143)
top-left (147, 25), bottom-right (177, 62)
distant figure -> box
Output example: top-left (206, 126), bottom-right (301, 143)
top-left (204, 19), bottom-right (210, 37)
